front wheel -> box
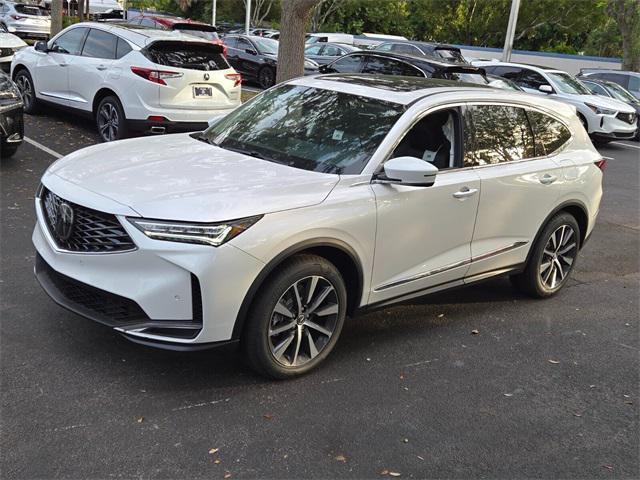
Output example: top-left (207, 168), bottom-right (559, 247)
top-left (95, 96), bottom-right (128, 142)
top-left (242, 254), bottom-right (347, 379)
top-left (512, 212), bottom-right (580, 298)
top-left (14, 69), bottom-right (37, 114)
top-left (258, 66), bottom-right (275, 89)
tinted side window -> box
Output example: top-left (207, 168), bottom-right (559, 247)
top-left (116, 37), bottom-right (132, 59)
top-left (322, 45), bottom-right (341, 56)
top-left (140, 18), bottom-right (157, 28)
top-left (82, 29), bottom-right (117, 59)
top-left (224, 36), bottom-right (238, 48)
top-left (237, 38), bottom-right (252, 50)
top-left (305, 44), bottom-right (323, 55)
top-left (601, 73), bottom-right (629, 88)
top-left (464, 105), bottom-right (536, 166)
top-left (328, 55), bottom-right (364, 73)
top-left (375, 43), bottom-right (393, 52)
top-left (583, 82), bottom-right (609, 96)
top-left (393, 43), bottom-right (421, 55)
top-left (629, 76), bottom-right (639, 91)
top-left (491, 66), bottom-right (522, 81)
top-left (362, 56), bottom-right (423, 77)
top-left (519, 69), bottom-right (548, 90)
top-left (527, 110), bottom-right (571, 155)
top-left (51, 28), bottom-right (88, 55)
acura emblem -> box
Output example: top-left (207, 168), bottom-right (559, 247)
top-left (204, 73), bottom-right (210, 81)
top-left (55, 202), bottom-right (75, 241)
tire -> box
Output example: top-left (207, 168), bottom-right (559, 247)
top-left (1, 141), bottom-right (19, 158)
top-left (511, 212), bottom-right (581, 298)
top-left (577, 113), bottom-right (588, 132)
top-left (95, 95), bottom-right (128, 142)
top-left (257, 66), bottom-right (275, 89)
top-left (14, 69), bottom-right (38, 114)
top-left (242, 254), bottom-right (347, 379)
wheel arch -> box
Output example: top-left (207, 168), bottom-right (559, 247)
top-left (92, 88), bottom-right (121, 117)
top-left (231, 238), bottom-right (365, 340)
top-left (525, 200), bottom-right (590, 266)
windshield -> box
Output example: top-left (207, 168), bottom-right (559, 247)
top-left (605, 81), bottom-right (638, 104)
top-left (547, 72), bottom-right (591, 95)
top-left (177, 29), bottom-right (220, 42)
top-left (441, 72), bottom-right (488, 85)
top-left (201, 85), bottom-right (405, 174)
top-left (252, 37), bottom-right (278, 55)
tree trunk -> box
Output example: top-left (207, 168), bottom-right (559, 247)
top-left (276, 0), bottom-right (321, 84)
top-left (50, 0), bottom-right (63, 36)
top-left (78, 0), bottom-right (85, 21)
top-left (608, 0), bottom-right (640, 72)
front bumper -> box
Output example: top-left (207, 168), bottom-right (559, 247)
top-left (32, 183), bottom-right (265, 349)
top-left (589, 113), bottom-right (637, 139)
top-left (0, 104), bottom-right (24, 145)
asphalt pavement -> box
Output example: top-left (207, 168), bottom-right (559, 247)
top-left (1, 108), bottom-right (639, 479)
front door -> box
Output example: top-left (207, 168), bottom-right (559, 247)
top-left (369, 107), bottom-right (481, 305)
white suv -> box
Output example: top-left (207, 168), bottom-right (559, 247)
top-left (33, 76), bottom-right (603, 378)
top-left (11, 22), bottom-right (241, 141)
top-left (477, 61), bottom-right (637, 143)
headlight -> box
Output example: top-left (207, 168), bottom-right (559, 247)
top-left (128, 215), bottom-right (262, 247)
top-left (585, 103), bottom-right (617, 116)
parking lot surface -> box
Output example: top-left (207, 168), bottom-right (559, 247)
top-left (1, 109), bottom-right (639, 479)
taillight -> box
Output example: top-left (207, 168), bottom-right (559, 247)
top-left (224, 73), bottom-right (242, 87)
top-left (594, 159), bottom-right (607, 171)
top-left (130, 66), bottom-right (183, 86)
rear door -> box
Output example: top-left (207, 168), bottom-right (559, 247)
top-left (145, 40), bottom-right (240, 110)
top-left (463, 104), bottom-right (565, 278)
top-left (67, 28), bottom-right (117, 110)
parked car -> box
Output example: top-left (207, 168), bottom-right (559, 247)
top-left (304, 42), bottom-right (360, 65)
top-left (477, 61), bottom-right (637, 143)
top-left (41, 0), bottom-right (122, 16)
top-left (580, 77), bottom-right (640, 140)
top-left (373, 40), bottom-right (466, 62)
top-left (127, 13), bottom-right (226, 54)
top-left (0, 1), bottom-right (50, 40)
top-left (11, 22), bottom-right (241, 142)
top-left (32, 75), bottom-right (604, 378)
top-left (320, 51), bottom-right (488, 85)
top-left (578, 69), bottom-right (640, 100)
top-left (0, 21), bottom-right (26, 72)
top-left (0, 69), bottom-right (23, 158)
top-left (306, 32), bottom-right (354, 45)
top-left (224, 34), bottom-right (319, 88)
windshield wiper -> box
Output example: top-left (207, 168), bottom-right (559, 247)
top-left (222, 145), bottom-right (270, 160)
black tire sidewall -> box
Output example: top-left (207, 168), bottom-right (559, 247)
top-left (242, 254), bottom-right (347, 379)
top-left (258, 67), bottom-right (275, 89)
top-left (1, 141), bottom-right (19, 158)
top-left (521, 212), bottom-right (581, 298)
top-left (96, 96), bottom-right (127, 142)
top-left (15, 70), bottom-right (37, 114)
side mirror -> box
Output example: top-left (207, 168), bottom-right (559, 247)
top-left (318, 64), bottom-right (329, 74)
top-left (245, 48), bottom-right (257, 55)
top-left (381, 156), bottom-right (438, 187)
top-left (539, 84), bottom-right (553, 94)
top-left (34, 41), bottom-right (48, 53)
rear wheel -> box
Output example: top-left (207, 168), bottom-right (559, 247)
top-left (95, 96), bottom-right (128, 142)
top-left (1, 141), bottom-right (19, 158)
top-left (258, 66), bottom-right (275, 89)
top-left (242, 254), bottom-right (347, 379)
top-left (511, 212), bottom-right (580, 298)
top-left (14, 69), bottom-right (37, 114)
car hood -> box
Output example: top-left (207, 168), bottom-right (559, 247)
top-left (561, 93), bottom-right (635, 113)
top-left (0, 32), bottom-right (27, 49)
top-left (46, 134), bottom-right (340, 222)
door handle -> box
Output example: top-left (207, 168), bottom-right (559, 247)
top-left (539, 174), bottom-right (557, 185)
top-left (96, 65), bottom-right (107, 71)
top-left (452, 187), bottom-right (478, 199)
top-left (58, 63), bottom-right (68, 67)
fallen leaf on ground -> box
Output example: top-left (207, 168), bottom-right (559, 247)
top-left (389, 473), bottom-right (402, 477)
top-left (224, 472), bottom-right (232, 479)
top-left (136, 417), bottom-right (144, 423)
top-left (335, 455), bottom-right (347, 462)
top-left (471, 329), bottom-right (479, 335)
top-left (573, 413), bottom-right (582, 417)
top-left (379, 469), bottom-right (389, 476)
top-left (209, 448), bottom-right (219, 455)
top-left (263, 414), bottom-right (273, 420)
top-left (503, 393), bottom-right (513, 397)
top-left (624, 401), bottom-right (633, 405)
top-left (417, 455), bottom-right (425, 461)
top-left (214, 459), bottom-right (221, 465)
top-left (548, 359), bottom-right (560, 364)
top-left (437, 313), bottom-right (445, 318)
top-left (602, 464), bottom-right (614, 471)
top-left (402, 438), bottom-right (409, 443)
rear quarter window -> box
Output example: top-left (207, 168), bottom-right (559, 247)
top-left (143, 41), bottom-right (229, 70)
top-left (527, 110), bottom-right (572, 155)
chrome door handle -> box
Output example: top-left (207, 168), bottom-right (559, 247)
top-left (539, 174), bottom-right (557, 185)
top-left (96, 65), bottom-right (107, 71)
top-left (452, 187), bottom-right (478, 199)
top-left (58, 63), bottom-right (68, 67)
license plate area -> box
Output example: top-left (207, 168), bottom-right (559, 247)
top-left (193, 86), bottom-right (213, 98)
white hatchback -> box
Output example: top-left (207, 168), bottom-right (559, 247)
top-left (33, 76), bottom-right (604, 378)
top-left (11, 22), bottom-right (241, 141)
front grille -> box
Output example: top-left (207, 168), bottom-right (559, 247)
top-left (37, 254), bottom-right (148, 326)
top-left (616, 112), bottom-right (636, 124)
top-left (40, 187), bottom-right (136, 253)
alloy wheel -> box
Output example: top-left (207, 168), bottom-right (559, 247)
top-left (539, 224), bottom-right (578, 290)
top-left (268, 275), bottom-right (340, 367)
top-left (15, 74), bottom-right (33, 110)
top-left (98, 102), bottom-right (119, 142)
top-left (259, 68), bottom-right (274, 89)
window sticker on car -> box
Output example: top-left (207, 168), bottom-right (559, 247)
top-left (332, 129), bottom-right (344, 141)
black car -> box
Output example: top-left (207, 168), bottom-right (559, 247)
top-left (304, 42), bottom-right (360, 65)
top-left (581, 77), bottom-right (640, 140)
top-left (373, 40), bottom-right (466, 62)
top-left (0, 70), bottom-right (23, 158)
top-left (223, 34), bottom-right (319, 88)
top-left (319, 51), bottom-right (487, 84)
